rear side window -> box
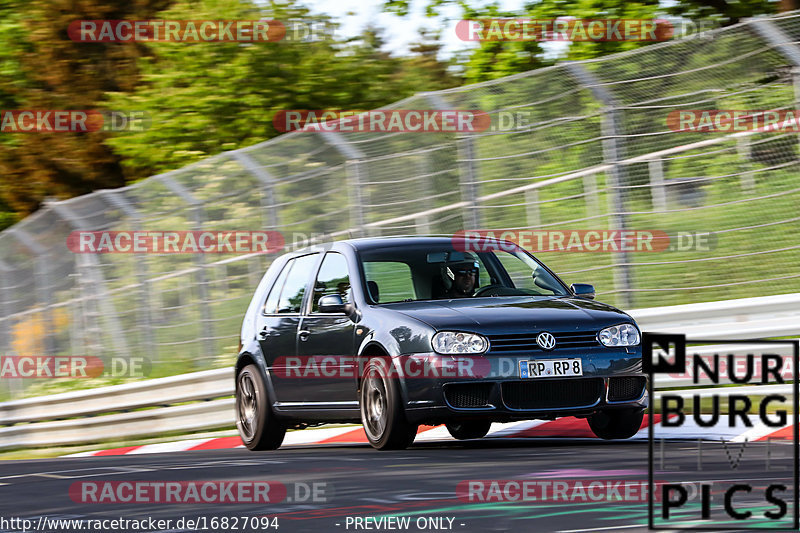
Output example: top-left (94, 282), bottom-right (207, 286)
top-left (263, 261), bottom-right (291, 314)
top-left (264, 254), bottom-right (318, 314)
top-left (312, 252), bottom-right (351, 312)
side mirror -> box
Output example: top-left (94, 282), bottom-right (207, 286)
top-left (570, 283), bottom-right (595, 300)
top-left (318, 294), bottom-right (349, 313)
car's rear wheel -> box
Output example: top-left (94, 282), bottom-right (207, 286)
top-left (236, 364), bottom-right (286, 450)
top-left (446, 421), bottom-right (492, 440)
top-left (360, 358), bottom-right (418, 450)
top-left (588, 408), bottom-right (644, 440)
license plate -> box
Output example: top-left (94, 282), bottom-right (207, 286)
top-left (519, 358), bottom-right (583, 378)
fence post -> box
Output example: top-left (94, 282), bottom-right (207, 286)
top-left (648, 159), bottom-right (668, 211)
top-left (425, 92), bottom-right (482, 230)
top-left (347, 160), bottom-right (367, 235)
top-left (415, 152), bottom-right (435, 234)
top-left (456, 137), bottom-right (481, 230)
top-left (734, 138), bottom-right (756, 192)
top-left (320, 131), bottom-right (368, 237)
top-left (525, 189), bottom-right (541, 227)
top-left (67, 285), bottom-right (85, 359)
top-left (157, 174), bottom-right (215, 364)
top-left (0, 259), bottom-right (12, 356)
top-left (582, 173), bottom-right (600, 217)
top-left (565, 62), bottom-right (633, 307)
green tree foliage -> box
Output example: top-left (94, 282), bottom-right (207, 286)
top-left (664, 0), bottom-right (778, 26)
top-left (0, 0), bottom-right (169, 222)
top-left (105, 0), bottom-right (461, 178)
top-left (405, 0), bottom-right (666, 83)
top-left (384, 0), bottom-right (782, 82)
top-left (385, 0), bottom-right (778, 23)
top-left (456, 3), bottom-right (552, 82)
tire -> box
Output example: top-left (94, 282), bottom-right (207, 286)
top-left (236, 364), bottom-right (286, 450)
top-left (588, 408), bottom-right (644, 440)
top-left (360, 358), bottom-right (418, 450)
top-left (446, 421), bottom-right (492, 440)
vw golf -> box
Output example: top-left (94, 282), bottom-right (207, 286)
top-left (235, 236), bottom-right (646, 450)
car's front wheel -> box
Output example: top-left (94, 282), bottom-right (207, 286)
top-left (588, 408), bottom-right (644, 440)
top-left (360, 358), bottom-right (418, 450)
top-left (446, 421), bottom-right (492, 440)
top-left (236, 364), bottom-right (286, 450)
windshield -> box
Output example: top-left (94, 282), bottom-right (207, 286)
top-left (358, 243), bottom-right (570, 304)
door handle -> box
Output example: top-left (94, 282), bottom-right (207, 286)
top-left (258, 327), bottom-right (274, 339)
top-left (298, 330), bottom-right (310, 341)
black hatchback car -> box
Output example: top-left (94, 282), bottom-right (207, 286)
top-left (235, 236), bottom-right (646, 450)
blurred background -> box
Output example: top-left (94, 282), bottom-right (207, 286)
top-left (1, 0), bottom-right (799, 402)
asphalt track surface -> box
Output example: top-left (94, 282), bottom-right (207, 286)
top-left (0, 438), bottom-right (794, 533)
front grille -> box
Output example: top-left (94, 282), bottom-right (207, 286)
top-left (502, 378), bottom-right (603, 410)
top-left (487, 331), bottom-right (599, 352)
top-left (608, 376), bottom-right (646, 401)
top-left (444, 383), bottom-right (493, 408)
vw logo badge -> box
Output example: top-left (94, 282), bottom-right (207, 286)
top-left (536, 331), bottom-right (556, 350)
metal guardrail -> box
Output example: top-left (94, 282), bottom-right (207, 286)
top-left (0, 293), bottom-right (796, 450)
top-left (630, 292), bottom-right (800, 339)
top-left (0, 368), bottom-right (233, 425)
top-left (0, 399), bottom-right (234, 449)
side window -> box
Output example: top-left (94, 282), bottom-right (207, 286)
top-left (363, 261), bottom-right (416, 303)
top-left (494, 251), bottom-right (539, 291)
top-left (494, 251), bottom-right (561, 295)
top-left (276, 253), bottom-right (318, 314)
top-left (312, 252), bottom-right (351, 312)
top-left (263, 260), bottom-right (292, 314)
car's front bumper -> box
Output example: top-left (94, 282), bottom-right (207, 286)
top-left (393, 350), bottom-right (646, 425)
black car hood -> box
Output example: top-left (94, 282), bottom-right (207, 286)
top-left (385, 296), bottom-right (634, 334)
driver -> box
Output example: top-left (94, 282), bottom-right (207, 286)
top-left (441, 260), bottom-right (479, 298)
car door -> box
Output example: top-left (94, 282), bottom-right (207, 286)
top-left (296, 251), bottom-right (358, 404)
top-left (256, 252), bottom-right (319, 403)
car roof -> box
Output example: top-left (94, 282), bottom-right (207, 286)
top-left (342, 236), bottom-right (459, 251)
top-left (290, 235), bottom-right (516, 255)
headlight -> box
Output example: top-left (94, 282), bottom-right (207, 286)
top-left (598, 324), bottom-right (640, 347)
top-left (432, 331), bottom-right (488, 354)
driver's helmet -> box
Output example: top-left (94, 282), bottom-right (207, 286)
top-left (441, 259), bottom-right (480, 293)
